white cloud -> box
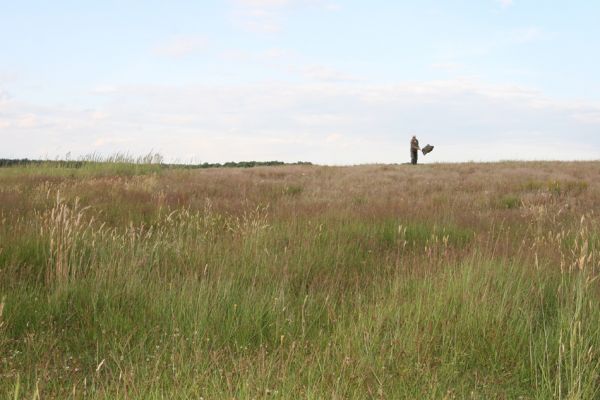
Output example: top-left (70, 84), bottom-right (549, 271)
top-left (218, 47), bottom-right (296, 64)
top-left (507, 27), bottom-right (545, 43)
top-left (301, 65), bottom-right (360, 82)
top-left (153, 35), bottom-right (208, 58)
top-left (93, 136), bottom-right (133, 147)
top-left (430, 62), bottom-right (464, 72)
top-left (1, 79), bottom-right (599, 163)
top-left (0, 71), bottom-right (19, 83)
top-left (231, 0), bottom-right (287, 33)
top-left (0, 89), bottom-right (11, 105)
top-left (91, 85), bottom-right (118, 94)
top-left (324, 3), bottom-right (341, 11)
top-left (90, 111), bottom-right (109, 121)
top-left (15, 114), bottom-right (39, 129)
top-left (433, 26), bottom-right (548, 67)
top-left (217, 47), bottom-right (359, 83)
top-left (497, 0), bottom-right (513, 8)
top-left (230, 0), bottom-right (339, 33)
top-left (236, 0), bottom-right (290, 6)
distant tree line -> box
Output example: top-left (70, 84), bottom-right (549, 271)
top-left (0, 159), bottom-right (87, 168)
top-left (165, 161), bottom-right (312, 169)
top-left (0, 159), bottom-right (312, 169)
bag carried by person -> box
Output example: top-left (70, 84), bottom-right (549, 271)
top-left (422, 144), bottom-right (434, 155)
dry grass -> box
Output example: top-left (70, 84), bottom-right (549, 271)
top-left (0, 161), bottom-right (599, 398)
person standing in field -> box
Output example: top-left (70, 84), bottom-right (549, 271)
top-left (410, 135), bottom-right (420, 165)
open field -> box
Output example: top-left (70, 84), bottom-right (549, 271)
top-left (1, 161), bottom-right (600, 399)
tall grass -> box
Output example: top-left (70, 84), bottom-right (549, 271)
top-left (1, 161), bottom-right (599, 398)
top-left (0, 152), bottom-right (164, 179)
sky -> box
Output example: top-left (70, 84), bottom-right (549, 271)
top-left (1, 0), bottom-right (599, 164)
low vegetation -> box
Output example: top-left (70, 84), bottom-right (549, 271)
top-left (0, 157), bottom-right (311, 170)
top-left (1, 161), bottom-right (599, 398)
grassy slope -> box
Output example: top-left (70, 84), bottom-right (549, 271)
top-left (1, 161), bottom-right (600, 399)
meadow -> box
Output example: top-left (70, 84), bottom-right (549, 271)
top-left (1, 160), bottom-right (600, 399)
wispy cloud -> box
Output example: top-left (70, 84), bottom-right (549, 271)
top-left (434, 25), bottom-right (548, 64)
top-left (91, 85), bottom-right (118, 94)
top-left (497, 0), bottom-right (514, 8)
top-left (217, 46), bottom-right (359, 83)
top-left (230, 0), bottom-right (340, 33)
top-left (0, 89), bottom-right (11, 105)
top-left (224, 47), bottom-right (297, 62)
top-left (153, 35), bottom-right (208, 58)
top-left (301, 65), bottom-right (360, 82)
top-left (430, 62), bottom-right (464, 72)
top-left (231, 0), bottom-right (289, 33)
top-left (506, 27), bottom-right (546, 43)
top-left (236, 0), bottom-right (290, 6)
top-left (0, 71), bottom-right (19, 84)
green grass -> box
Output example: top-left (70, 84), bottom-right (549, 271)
top-left (1, 162), bottom-right (600, 398)
top-left (499, 195), bottom-right (521, 209)
top-left (520, 179), bottom-right (589, 196)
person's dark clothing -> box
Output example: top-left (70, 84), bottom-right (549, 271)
top-left (410, 137), bottom-right (419, 165)
top-left (411, 149), bottom-right (418, 165)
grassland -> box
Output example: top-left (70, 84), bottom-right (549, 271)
top-left (1, 161), bottom-right (600, 399)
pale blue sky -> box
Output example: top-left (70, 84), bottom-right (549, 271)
top-left (1, 0), bottom-right (599, 163)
